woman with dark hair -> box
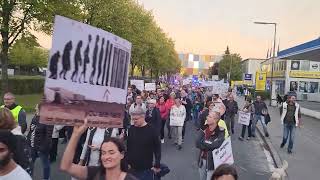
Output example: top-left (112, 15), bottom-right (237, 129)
top-left (211, 164), bottom-right (238, 180)
top-left (60, 120), bottom-right (137, 180)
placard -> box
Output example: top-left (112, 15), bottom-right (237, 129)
top-left (238, 111), bottom-right (251, 126)
top-left (40, 15), bottom-right (131, 128)
top-left (212, 137), bottom-right (234, 168)
top-left (145, 83), bottom-right (156, 91)
top-left (130, 79), bottom-right (144, 91)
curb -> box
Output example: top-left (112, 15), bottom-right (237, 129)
top-left (300, 107), bottom-right (320, 120)
top-left (256, 126), bottom-right (289, 180)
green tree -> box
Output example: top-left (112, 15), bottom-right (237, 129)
top-left (218, 47), bottom-right (243, 81)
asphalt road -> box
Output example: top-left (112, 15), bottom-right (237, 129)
top-left (29, 112), bottom-right (272, 180)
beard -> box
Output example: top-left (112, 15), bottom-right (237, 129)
top-left (0, 153), bottom-right (11, 168)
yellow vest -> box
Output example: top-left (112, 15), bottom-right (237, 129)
top-left (1, 105), bottom-right (22, 122)
top-left (218, 119), bottom-right (229, 138)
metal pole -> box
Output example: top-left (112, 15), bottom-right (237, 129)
top-left (269, 23), bottom-right (277, 106)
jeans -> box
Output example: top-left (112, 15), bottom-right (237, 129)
top-left (31, 150), bottom-right (50, 180)
top-left (171, 126), bottom-right (183, 145)
top-left (225, 114), bottom-right (235, 134)
top-left (166, 117), bottom-right (171, 138)
top-left (281, 123), bottom-right (296, 151)
top-left (131, 169), bottom-right (154, 180)
top-left (193, 110), bottom-right (200, 128)
top-left (252, 115), bottom-right (269, 136)
top-left (49, 138), bottom-right (58, 162)
top-left (241, 120), bottom-right (252, 138)
top-left (198, 159), bottom-right (214, 180)
top-left (160, 119), bottom-right (166, 140)
top-left (182, 121), bottom-right (187, 138)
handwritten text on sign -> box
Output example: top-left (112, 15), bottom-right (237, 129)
top-left (238, 111), bottom-right (251, 126)
top-left (212, 137), bottom-right (234, 168)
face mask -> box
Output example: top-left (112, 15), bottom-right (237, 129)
top-left (0, 153), bottom-right (11, 168)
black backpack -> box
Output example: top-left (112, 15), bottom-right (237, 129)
top-left (13, 135), bottom-right (32, 175)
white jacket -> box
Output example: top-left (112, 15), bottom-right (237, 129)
top-left (170, 105), bottom-right (186, 127)
top-left (280, 102), bottom-right (300, 126)
top-left (129, 103), bottom-right (147, 115)
top-left (11, 126), bottom-right (23, 135)
top-left (52, 125), bottom-right (64, 138)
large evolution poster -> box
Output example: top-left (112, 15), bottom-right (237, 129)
top-left (40, 16), bottom-right (132, 128)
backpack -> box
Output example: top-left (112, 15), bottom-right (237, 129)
top-left (13, 135), bottom-right (32, 175)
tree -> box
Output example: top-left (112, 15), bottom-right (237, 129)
top-left (209, 62), bottom-right (219, 76)
top-left (218, 46), bottom-right (243, 81)
top-left (0, 0), bottom-right (82, 94)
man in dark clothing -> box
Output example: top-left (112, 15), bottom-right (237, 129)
top-left (252, 96), bottom-right (269, 137)
top-left (27, 104), bottom-right (53, 180)
top-left (181, 89), bottom-right (192, 140)
top-left (127, 107), bottom-right (161, 180)
top-left (224, 95), bottom-right (238, 134)
top-left (2, 92), bottom-right (27, 134)
top-left (280, 95), bottom-right (301, 154)
top-left (145, 99), bottom-right (162, 136)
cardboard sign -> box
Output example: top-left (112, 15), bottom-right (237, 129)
top-left (238, 111), bottom-right (251, 126)
top-left (212, 137), bottom-right (234, 168)
top-left (40, 16), bottom-right (131, 128)
top-left (145, 83), bottom-right (156, 91)
top-left (130, 80), bottom-right (144, 91)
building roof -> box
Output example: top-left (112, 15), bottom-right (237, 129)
top-left (278, 37), bottom-right (320, 61)
top-left (242, 58), bottom-right (266, 62)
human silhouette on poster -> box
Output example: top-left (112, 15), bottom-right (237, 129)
top-left (89, 35), bottom-right (100, 84)
top-left (110, 47), bottom-right (119, 88)
top-left (79, 35), bottom-right (92, 83)
top-left (49, 51), bottom-right (60, 79)
top-left (96, 38), bottom-right (105, 85)
top-left (104, 43), bottom-right (113, 86)
top-left (101, 40), bottom-right (110, 86)
top-left (59, 41), bottom-right (73, 80)
top-left (71, 40), bottom-right (83, 82)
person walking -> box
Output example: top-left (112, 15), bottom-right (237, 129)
top-left (280, 94), bottom-right (301, 154)
top-left (145, 99), bottom-right (162, 136)
top-left (1, 92), bottom-right (27, 134)
top-left (129, 95), bottom-right (147, 116)
top-left (60, 120), bottom-right (138, 180)
top-left (196, 111), bottom-right (225, 180)
top-left (224, 95), bottom-right (238, 134)
top-left (27, 104), bottom-right (53, 180)
top-left (170, 97), bottom-right (186, 150)
top-left (157, 96), bottom-right (169, 143)
top-left (165, 92), bottom-right (176, 139)
top-left (127, 107), bottom-right (161, 180)
top-left (238, 97), bottom-right (253, 141)
top-left (252, 96), bottom-right (269, 137)
top-left (0, 130), bottom-right (32, 180)
top-left (181, 89), bottom-right (192, 141)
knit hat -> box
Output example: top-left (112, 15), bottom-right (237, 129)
top-left (0, 130), bottom-right (16, 152)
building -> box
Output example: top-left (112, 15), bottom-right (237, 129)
top-left (178, 53), bottom-right (222, 76)
top-left (263, 37), bottom-right (320, 102)
top-left (241, 58), bottom-right (266, 85)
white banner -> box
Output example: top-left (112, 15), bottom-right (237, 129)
top-left (238, 111), bottom-right (251, 126)
top-left (130, 79), bottom-right (144, 91)
top-left (212, 137), bottom-right (234, 168)
top-left (145, 83), bottom-right (156, 91)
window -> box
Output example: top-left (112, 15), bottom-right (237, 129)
top-left (290, 81), bottom-right (298, 92)
top-left (300, 60), bottom-right (310, 71)
top-left (299, 81), bottom-right (308, 93)
top-left (275, 80), bottom-right (285, 95)
top-left (309, 82), bottom-right (319, 93)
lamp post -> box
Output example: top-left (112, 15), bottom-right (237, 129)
top-left (254, 21), bottom-right (277, 106)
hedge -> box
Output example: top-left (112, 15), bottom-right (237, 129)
top-left (0, 76), bottom-right (44, 95)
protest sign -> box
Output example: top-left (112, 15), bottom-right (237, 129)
top-left (238, 111), bottom-right (251, 126)
top-left (40, 16), bottom-right (131, 128)
top-left (130, 79), bottom-right (144, 91)
top-left (212, 137), bottom-right (234, 168)
top-left (145, 83), bottom-right (156, 91)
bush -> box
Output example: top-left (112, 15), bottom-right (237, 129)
top-left (0, 76), bottom-right (44, 95)
top-left (254, 91), bottom-right (271, 100)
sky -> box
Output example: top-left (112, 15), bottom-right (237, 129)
top-left (37, 0), bottom-right (320, 59)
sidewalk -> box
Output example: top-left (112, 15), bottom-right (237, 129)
top-left (297, 100), bottom-right (320, 119)
top-left (241, 98), bottom-right (320, 180)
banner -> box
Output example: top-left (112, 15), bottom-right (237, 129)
top-left (238, 111), bottom-right (251, 126)
top-left (212, 137), bottom-right (234, 168)
top-left (244, 74), bottom-right (252, 80)
top-left (40, 16), bottom-right (131, 128)
top-left (255, 72), bottom-right (266, 91)
top-left (130, 80), bottom-right (144, 91)
top-left (309, 62), bottom-right (320, 71)
top-left (289, 71), bottom-right (320, 79)
top-left (145, 83), bottom-right (156, 91)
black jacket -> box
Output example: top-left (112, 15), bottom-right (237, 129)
top-left (253, 101), bottom-right (268, 115)
top-left (199, 108), bottom-right (209, 130)
top-left (225, 100), bottom-right (238, 116)
top-left (27, 115), bottom-right (53, 153)
top-left (196, 127), bottom-right (225, 170)
top-left (145, 108), bottom-right (161, 135)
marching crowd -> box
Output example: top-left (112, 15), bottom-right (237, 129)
top-left (0, 82), bottom-right (302, 180)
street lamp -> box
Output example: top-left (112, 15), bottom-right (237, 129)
top-left (254, 21), bottom-right (277, 106)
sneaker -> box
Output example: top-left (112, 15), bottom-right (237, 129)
top-left (252, 134), bottom-right (256, 138)
top-left (265, 133), bottom-right (269, 137)
top-left (173, 142), bottom-right (178, 146)
top-left (161, 139), bottom-right (165, 144)
top-left (238, 137), bottom-right (244, 141)
top-left (288, 149), bottom-right (292, 154)
top-left (168, 135), bottom-right (172, 139)
top-left (177, 145), bottom-right (182, 150)
top-left (246, 137), bottom-right (250, 141)
top-left (231, 129), bottom-right (235, 134)
top-left (280, 142), bottom-right (285, 148)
